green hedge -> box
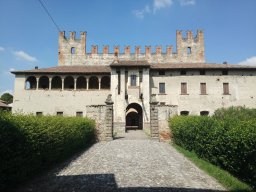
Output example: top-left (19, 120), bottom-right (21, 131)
top-left (170, 107), bottom-right (256, 188)
top-left (0, 112), bottom-right (95, 190)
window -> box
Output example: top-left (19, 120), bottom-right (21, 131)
top-left (222, 70), bottom-right (228, 75)
top-left (76, 111), bottom-right (83, 117)
top-left (200, 70), bottom-right (205, 75)
top-left (223, 83), bottom-right (229, 95)
top-left (25, 76), bottom-right (37, 90)
top-left (200, 111), bottom-right (209, 116)
top-left (36, 112), bottom-right (43, 116)
top-left (180, 111), bottom-right (189, 116)
top-left (39, 76), bottom-right (49, 89)
top-left (130, 75), bottom-right (137, 86)
top-left (159, 70), bottom-right (165, 76)
top-left (180, 70), bottom-right (186, 75)
top-left (101, 76), bottom-right (110, 89)
top-left (159, 83), bottom-right (165, 94)
top-left (181, 82), bottom-right (187, 94)
top-left (200, 83), bottom-right (207, 95)
top-left (187, 47), bottom-right (191, 55)
top-left (71, 47), bottom-right (75, 54)
top-left (57, 112), bottom-right (63, 116)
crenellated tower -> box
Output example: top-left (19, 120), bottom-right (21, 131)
top-left (58, 31), bottom-right (86, 66)
top-left (176, 30), bottom-right (205, 63)
top-left (58, 30), bottom-right (205, 66)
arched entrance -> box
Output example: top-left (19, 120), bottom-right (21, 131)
top-left (126, 103), bottom-right (143, 131)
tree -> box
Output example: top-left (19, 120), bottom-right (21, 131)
top-left (1, 93), bottom-right (13, 104)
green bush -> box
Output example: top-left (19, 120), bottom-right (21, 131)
top-left (170, 107), bottom-right (256, 188)
top-left (0, 112), bottom-right (95, 190)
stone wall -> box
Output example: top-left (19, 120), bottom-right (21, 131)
top-left (58, 30), bottom-right (205, 66)
top-left (86, 105), bottom-right (106, 141)
top-left (158, 105), bottom-right (178, 141)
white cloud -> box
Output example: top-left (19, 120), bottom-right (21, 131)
top-left (153, 0), bottom-right (173, 12)
top-left (0, 47), bottom-right (5, 51)
top-left (133, 0), bottom-right (195, 19)
top-left (14, 51), bottom-right (38, 63)
top-left (238, 56), bottom-right (256, 66)
top-left (133, 5), bottom-right (151, 19)
top-left (179, 0), bottom-right (196, 6)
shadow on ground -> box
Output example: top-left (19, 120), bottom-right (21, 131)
top-left (16, 173), bottom-right (228, 192)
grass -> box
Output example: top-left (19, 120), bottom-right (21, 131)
top-left (172, 144), bottom-right (253, 192)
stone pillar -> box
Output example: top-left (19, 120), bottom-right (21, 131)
top-left (36, 77), bottom-right (39, 90)
top-left (49, 78), bottom-right (52, 90)
top-left (61, 78), bottom-right (64, 90)
top-left (86, 77), bottom-right (89, 90)
top-left (105, 94), bottom-right (114, 141)
top-left (74, 78), bottom-right (77, 90)
top-left (150, 94), bottom-right (159, 140)
top-left (98, 77), bottom-right (101, 90)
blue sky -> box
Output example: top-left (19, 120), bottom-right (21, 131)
top-left (0, 0), bottom-right (256, 95)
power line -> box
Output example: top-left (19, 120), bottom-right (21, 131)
top-left (38, 0), bottom-right (61, 32)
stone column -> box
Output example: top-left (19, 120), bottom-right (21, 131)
top-left (49, 77), bottom-right (52, 90)
top-left (150, 94), bottom-right (159, 140)
top-left (98, 77), bottom-right (101, 90)
top-left (74, 78), bottom-right (77, 90)
top-left (61, 78), bottom-right (64, 90)
top-left (105, 94), bottom-right (114, 141)
top-left (86, 77), bottom-right (89, 90)
top-left (36, 77), bottom-right (39, 90)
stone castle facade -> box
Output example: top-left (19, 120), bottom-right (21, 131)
top-left (12, 30), bottom-right (256, 140)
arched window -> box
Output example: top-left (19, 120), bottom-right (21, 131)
top-left (200, 111), bottom-right (209, 116)
top-left (76, 76), bottom-right (87, 89)
top-left (180, 111), bottom-right (189, 116)
top-left (89, 76), bottom-right (99, 89)
top-left (64, 76), bottom-right (74, 89)
top-left (51, 76), bottom-right (62, 89)
top-left (71, 47), bottom-right (76, 54)
top-left (38, 76), bottom-right (49, 89)
top-left (101, 76), bottom-right (110, 89)
top-left (187, 47), bottom-right (191, 55)
top-left (25, 76), bottom-right (37, 90)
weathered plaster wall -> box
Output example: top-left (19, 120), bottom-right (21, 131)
top-left (13, 75), bottom-right (110, 116)
top-left (151, 70), bottom-right (256, 115)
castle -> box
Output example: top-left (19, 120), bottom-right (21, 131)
top-left (12, 30), bottom-right (256, 140)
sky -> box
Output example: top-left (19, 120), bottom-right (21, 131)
top-left (0, 0), bottom-right (256, 95)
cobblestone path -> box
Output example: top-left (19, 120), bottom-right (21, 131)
top-left (17, 131), bottom-right (226, 192)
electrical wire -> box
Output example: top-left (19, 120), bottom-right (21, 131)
top-left (38, 0), bottom-right (61, 32)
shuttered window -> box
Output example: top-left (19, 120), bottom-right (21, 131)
top-left (159, 83), bottom-right (165, 94)
top-left (131, 75), bottom-right (137, 86)
top-left (181, 83), bottom-right (187, 94)
top-left (223, 83), bottom-right (229, 95)
top-left (200, 83), bottom-right (207, 95)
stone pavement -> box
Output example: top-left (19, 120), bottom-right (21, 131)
top-left (17, 130), bottom-right (226, 192)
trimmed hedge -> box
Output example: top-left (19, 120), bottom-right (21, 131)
top-left (170, 107), bottom-right (256, 188)
top-left (0, 112), bottom-right (95, 190)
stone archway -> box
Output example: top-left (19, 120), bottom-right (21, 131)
top-left (126, 103), bottom-right (143, 131)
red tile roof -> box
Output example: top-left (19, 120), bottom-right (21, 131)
top-left (110, 60), bottom-right (150, 67)
top-left (11, 63), bottom-right (256, 75)
top-left (11, 65), bottom-right (111, 74)
top-left (150, 63), bottom-right (256, 70)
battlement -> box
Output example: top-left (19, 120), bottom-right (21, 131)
top-left (58, 30), bottom-right (205, 65)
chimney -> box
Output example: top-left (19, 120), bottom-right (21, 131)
top-left (35, 66), bottom-right (38, 69)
